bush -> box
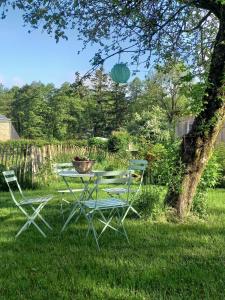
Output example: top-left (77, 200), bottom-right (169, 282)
top-left (192, 154), bottom-right (221, 217)
top-left (214, 143), bottom-right (225, 187)
top-left (108, 130), bottom-right (131, 153)
top-left (144, 141), bottom-right (181, 185)
top-left (133, 185), bottom-right (164, 219)
top-left (88, 137), bottom-right (108, 150)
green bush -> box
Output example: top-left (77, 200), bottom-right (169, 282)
top-left (214, 143), bottom-right (225, 188)
top-left (88, 137), bottom-right (108, 150)
top-left (145, 141), bottom-right (181, 185)
top-left (133, 185), bottom-right (164, 219)
top-left (108, 130), bottom-right (131, 153)
top-left (192, 154), bottom-right (221, 217)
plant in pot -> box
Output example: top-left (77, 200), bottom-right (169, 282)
top-left (72, 156), bottom-right (95, 174)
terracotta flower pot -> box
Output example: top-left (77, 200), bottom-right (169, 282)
top-left (72, 160), bottom-right (95, 174)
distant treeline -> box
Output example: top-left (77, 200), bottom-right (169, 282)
top-left (0, 62), bottom-right (204, 143)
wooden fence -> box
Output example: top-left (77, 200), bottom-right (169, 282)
top-left (0, 143), bottom-right (91, 187)
top-left (176, 117), bottom-right (225, 143)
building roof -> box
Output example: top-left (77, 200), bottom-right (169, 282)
top-left (0, 115), bottom-right (10, 121)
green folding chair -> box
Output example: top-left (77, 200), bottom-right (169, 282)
top-left (81, 170), bottom-right (133, 250)
top-left (3, 170), bottom-right (53, 238)
top-left (103, 160), bottom-right (148, 217)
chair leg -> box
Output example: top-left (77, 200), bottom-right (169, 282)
top-left (60, 200), bottom-right (64, 221)
top-left (15, 218), bottom-right (47, 238)
top-left (31, 206), bottom-right (52, 230)
top-left (130, 206), bottom-right (141, 218)
top-left (119, 221), bottom-right (130, 244)
top-left (15, 220), bottom-right (31, 238)
top-left (88, 214), bottom-right (100, 250)
top-left (61, 203), bottom-right (79, 232)
top-left (31, 220), bottom-right (47, 237)
top-left (60, 194), bottom-right (70, 221)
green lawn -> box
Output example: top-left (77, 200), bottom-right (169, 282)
top-left (1, 187), bottom-right (225, 299)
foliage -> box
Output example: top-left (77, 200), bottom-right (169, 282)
top-left (88, 137), bottom-right (108, 150)
top-left (0, 69), bottom-right (129, 140)
top-left (1, 0), bottom-right (219, 75)
top-left (133, 185), bottom-right (165, 219)
top-left (11, 82), bottom-right (53, 139)
top-left (192, 155), bottom-right (221, 217)
top-left (145, 141), bottom-right (182, 186)
top-left (214, 143), bottom-right (225, 187)
top-left (127, 61), bottom-right (193, 142)
top-left (107, 130), bottom-right (131, 153)
top-left (185, 82), bottom-right (206, 115)
top-left (128, 107), bottom-right (170, 144)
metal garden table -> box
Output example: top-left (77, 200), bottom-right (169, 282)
top-left (59, 170), bottom-right (104, 232)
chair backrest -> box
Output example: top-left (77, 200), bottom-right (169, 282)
top-left (128, 159), bottom-right (148, 187)
top-left (128, 159), bottom-right (148, 171)
top-left (94, 170), bottom-right (132, 200)
top-left (52, 163), bottom-right (74, 175)
top-left (2, 170), bottom-right (24, 205)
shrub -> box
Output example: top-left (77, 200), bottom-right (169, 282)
top-left (108, 130), bottom-right (131, 153)
top-left (145, 140), bottom-right (181, 185)
top-left (214, 143), bottom-right (225, 188)
top-left (88, 137), bottom-right (108, 150)
top-left (133, 185), bottom-right (164, 219)
top-left (192, 154), bottom-right (221, 217)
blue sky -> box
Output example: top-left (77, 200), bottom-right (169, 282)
top-left (0, 9), bottom-right (148, 88)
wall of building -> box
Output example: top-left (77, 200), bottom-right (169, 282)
top-left (0, 121), bottom-right (11, 141)
top-left (0, 121), bottom-right (19, 141)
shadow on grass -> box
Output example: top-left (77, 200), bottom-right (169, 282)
top-left (1, 196), bottom-right (225, 299)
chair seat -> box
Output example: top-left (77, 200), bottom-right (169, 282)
top-left (83, 198), bottom-right (128, 209)
top-left (103, 187), bottom-right (138, 194)
top-left (57, 189), bottom-right (84, 193)
top-left (20, 195), bottom-right (53, 205)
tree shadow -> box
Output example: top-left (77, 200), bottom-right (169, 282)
top-left (1, 198), bottom-right (225, 299)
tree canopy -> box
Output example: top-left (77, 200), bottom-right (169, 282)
top-left (0, 0), bottom-right (221, 74)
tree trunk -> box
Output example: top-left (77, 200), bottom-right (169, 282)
top-left (165, 18), bottom-right (225, 218)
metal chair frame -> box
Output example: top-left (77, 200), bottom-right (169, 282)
top-left (3, 170), bottom-right (52, 238)
top-left (81, 170), bottom-right (133, 250)
top-left (53, 163), bottom-right (84, 219)
top-left (103, 160), bottom-right (148, 217)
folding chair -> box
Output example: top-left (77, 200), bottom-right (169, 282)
top-left (81, 170), bottom-right (133, 250)
top-left (3, 170), bottom-right (53, 238)
top-left (103, 160), bottom-right (148, 217)
top-left (53, 163), bottom-right (84, 219)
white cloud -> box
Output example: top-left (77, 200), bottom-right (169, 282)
top-left (12, 76), bottom-right (24, 87)
top-left (0, 75), bottom-right (5, 85)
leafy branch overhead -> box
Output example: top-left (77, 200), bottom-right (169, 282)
top-left (0, 0), bottom-right (220, 74)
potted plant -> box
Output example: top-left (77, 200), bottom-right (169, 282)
top-left (72, 156), bottom-right (95, 174)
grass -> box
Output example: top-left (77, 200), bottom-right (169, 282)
top-left (1, 185), bottom-right (225, 299)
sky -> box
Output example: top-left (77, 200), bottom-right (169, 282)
top-left (0, 8), bottom-right (148, 88)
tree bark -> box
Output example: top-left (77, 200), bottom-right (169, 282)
top-left (165, 15), bottom-right (225, 218)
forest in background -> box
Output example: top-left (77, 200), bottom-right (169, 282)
top-left (0, 60), bottom-right (204, 144)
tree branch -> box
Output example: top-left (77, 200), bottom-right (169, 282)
top-left (183, 11), bottom-right (211, 32)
